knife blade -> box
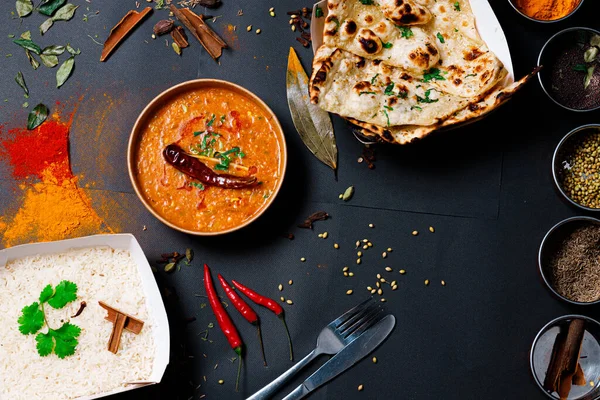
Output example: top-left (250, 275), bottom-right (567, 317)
top-left (281, 314), bottom-right (395, 400)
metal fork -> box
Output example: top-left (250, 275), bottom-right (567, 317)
top-left (247, 297), bottom-right (383, 400)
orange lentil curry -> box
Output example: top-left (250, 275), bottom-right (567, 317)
top-left (135, 87), bottom-right (284, 232)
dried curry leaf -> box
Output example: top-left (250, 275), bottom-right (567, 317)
top-left (286, 47), bottom-right (337, 172)
top-left (56, 56), bottom-right (74, 88)
top-left (41, 45), bottom-right (65, 55)
top-left (40, 53), bottom-right (59, 68)
top-left (52, 3), bottom-right (77, 20)
top-left (297, 211), bottom-right (329, 229)
top-left (39, 18), bottom-right (54, 35)
top-left (16, 0), bottom-right (33, 17)
top-left (38, 0), bottom-right (66, 16)
top-left (13, 38), bottom-right (41, 54)
top-left (26, 50), bottom-right (40, 70)
top-left (66, 44), bottom-right (80, 55)
top-left (100, 7), bottom-right (152, 62)
top-left (27, 103), bottom-right (49, 130)
top-left (15, 71), bottom-right (28, 96)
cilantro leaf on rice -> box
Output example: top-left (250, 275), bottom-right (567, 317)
top-left (47, 280), bottom-right (77, 309)
top-left (35, 332), bottom-right (54, 356)
top-left (39, 284), bottom-right (54, 303)
top-left (18, 302), bottom-right (44, 334)
top-left (53, 322), bottom-right (81, 359)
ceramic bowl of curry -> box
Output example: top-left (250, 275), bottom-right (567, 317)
top-left (128, 79), bottom-right (287, 236)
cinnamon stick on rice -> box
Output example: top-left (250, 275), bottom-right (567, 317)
top-left (169, 5), bottom-right (227, 60)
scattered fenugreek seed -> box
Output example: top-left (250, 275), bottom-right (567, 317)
top-left (591, 381), bottom-right (596, 387)
top-left (323, 232), bottom-right (329, 239)
top-left (441, 280), bottom-right (446, 286)
top-left (343, 266), bottom-right (349, 272)
top-left (300, 257), bottom-right (306, 262)
top-left (429, 226), bottom-right (435, 233)
top-left (358, 384), bottom-right (364, 391)
top-left (377, 274), bottom-right (382, 279)
top-left (399, 269), bottom-right (406, 274)
top-left (369, 223), bottom-right (374, 228)
top-left (372, 357), bottom-right (377, 363)
top-left (246, 25), bottom-right (252, 31)
top-left (358, 157), bottom-right (364, 163)
top-left (346, 290), bottom-right (353, 295)
top-left (289, 280), bottom-right (293, 285)
top-left (355, 240), bottom-right (360, 248)
top-left (356, 258), bottom-right (361, 264)
top-left (380, 278), bottom-right (386, 283)
top-left (367, 286), bottom-right (373, 291)
top-left (376, 282), bottom-right (381, 288)
top-left (289, 19), bottom-right (294, 24)
top-left (367, 242), bottom-right (373, 247)
top-left (385, 267), bottom-right (392, 272)
top-left (363, 239), bottom-right (369, 243)
top-left (256, 28), bottom-right (262, 34)
top-left (412, 230), bottom-right (418, 236)
top-left (280, 296), bottom-right (285, 302)
top-left (392, 285), bottom-right (398, 290)
top-left (339, 193), bottom-right (343, 199)
top-left (291, 14), bottom-right (298, 18)
top-left (278, 284), bottom-right (283, 291)
top-left (291, 25), bottom-right (296, 31)
top-left (318, 233), bottom-right (323, 238)
top-left (387, 247), bottom-right (392, 252)
top-left (382, 252), bottom-right (387, 258)
top-left (344, 272), bottom-right (349, 277)
top-left (349, 272), bottom-right (354, 277)
top-left (370, 289), bottom-right (377, 294)
top-left (391, 280), bottom-right (396, 286)
top-left (151, 34), bottom-right (156, 39)
top-left (269, 11), bottom-right (275, 17)
top-left (269, 7), bottom-right (275, 12)
top-left (380, 298), bottom-right (386, 302)
top-left (357, 251), bottom-right (363, 257)
top-left (286, 299), bottom-right (293, 305)
top-left (377, 288), bottom-right (383, 295)
top-left (334, 243), bottom-right (339, 249)
top-left (363, 245), bottom-right (368, 250)
top-left (425, 279), bottom-right (430, 286)
top-left (218, 379), bottom-right (224, 385)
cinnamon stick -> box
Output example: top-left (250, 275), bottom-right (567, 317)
top-left (99, 301), bottom-right (145, 354)
top-left (101, 7), bottom-right (152, 62)
top-left (169, 5), bottom-right (227, 61)
top-left (171, 26), bottom-right (189, 48)
top-left (543, 319), bottom-right (586, 399)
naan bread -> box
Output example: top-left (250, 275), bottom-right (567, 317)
top-left (322, 0), bottom-right (506, 97)
top-left (345, 67), bottom-right (539, 144)
top-left (311, 46), bottom-right (486, 127)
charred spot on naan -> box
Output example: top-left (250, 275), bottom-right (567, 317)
top-left (408, 48), bottom-right (432, 69)
top-left (464, 47), bottom-right (485, 61)
top-left (357, 29), bottom-right (382, 55)
top-left (324, 15), bottom-right (341, 36)
top-left (353, 81), bottom-right (375, 94)
top-left (309, 50), bottom-right (338, 104)
top-left (379, 0), bottom-right (432, 26)
top-left (344, 20), bottom-right (357, 35)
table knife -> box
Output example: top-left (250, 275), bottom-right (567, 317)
top-left (281, 314), bottom-right (395, 400)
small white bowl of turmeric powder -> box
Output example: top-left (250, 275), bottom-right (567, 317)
top-left (509, 0), bottom-right (583, 22)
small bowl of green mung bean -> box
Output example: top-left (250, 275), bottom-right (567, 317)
top-left (553, 124), bottom-right (600, 211)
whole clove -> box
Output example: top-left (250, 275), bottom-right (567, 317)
top-left (296, 37), bottom-right (310, 48)
top-left (298, 211), bottom-right (329, 229)
top-left (71, 301), bottom-right (87, 318)
top-left (154, 19), bottom-right (175, 36)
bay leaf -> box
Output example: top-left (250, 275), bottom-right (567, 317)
top-left (286, 47), bottom-right (337, 171)
top-left (38, 0), bottom-right (66, 16)
top-left (52, 3), bottom-right (77, 21)
top-left (39, 18), bottom-right (54, 35)
top-left (41, 45), bottom-right (65, 55)
top-left (56, 56), bottom-right (74, 88)
top-left (15, 71), bottom-right (28, 96)
top-left (66, 44), bottom-right (80, 55)
top-left (27, 103), bottom-right (49, 130)
top-left (40, 54), bottom-right (59, 68)
top-left (26, 50), bottom-right (40, 70)
top-left (14, 38), bottom-right (41, 54)
top-left (16, 0), bottom-right (33, 17)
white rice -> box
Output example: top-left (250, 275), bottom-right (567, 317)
top-left (0, 247), bottom-right (155, 400)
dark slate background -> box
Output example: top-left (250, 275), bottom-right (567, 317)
top-left (1, 0), bottom-right (599, 399)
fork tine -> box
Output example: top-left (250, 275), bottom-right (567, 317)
top-left (344, 310), bottom-right (386, 342)
top-left (341, 305), bottom-right (383, 338)
top-left (330, 297), bottom-right (374, 328)
top-left (336, 302), bottom-right (379, 333)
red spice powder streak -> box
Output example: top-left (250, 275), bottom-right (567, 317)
top-left (1, 120), bottom-right (72, 182)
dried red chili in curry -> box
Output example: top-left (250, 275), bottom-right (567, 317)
top-left (135, 86), bottom-right (283, 232)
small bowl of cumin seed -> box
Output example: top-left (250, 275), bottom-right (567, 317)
top-left (553, 124), bottom-right (600, 212)
top-left (538, 216), bottom-right (600, 305)
top-left (538, 27), bottom-right (600, 112)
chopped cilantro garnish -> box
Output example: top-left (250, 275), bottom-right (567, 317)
top-left (360, 0), bottom-right (374, 4)
top-left (220, 115), bottom-right (226, 123)
top-left (416, 89), bottom-right (439, 104)
top-left (331, 16), bottom-right (340, 31)
top-left (384, 82), bottom-right (395, 95)
top-left (382, 41), bottom-right (393, 49)
top-left (574, 64), bottom-right (588, 72)
top-left (436, 32), bottom-right (445, 43)
top-left (371, 73), bottom-right (379, 84)
top-left (398, 26), bottom-right (413, 39)
top-left (398, 90), bottom-right (408, 99)
top-left (465, 73), bottom-right (477, 78)
top-left (206, 114), bottom-right (216, 127)
top-left (422, 68), bottom-right (446, 82)
top-left (383, 105), bottom-right (394, 111)
top-left (360, 91), bottom-right (377, 96)
top-left (454, 28), bottom-right (459, 32)
top-left (190, 182), bottom-right (205, 190)
top-left (215, 147), bottom-right (245, 170)
top-left (193, 131), bottom-right (205, 137)
top-left (411, 106), bottom-right (423, 111)
top-left (454, 1), bottom-right (460, 11)
top-left (382, 109), bottom-right (390, 127)
top-left (315, 5), bottom-right (323, 17)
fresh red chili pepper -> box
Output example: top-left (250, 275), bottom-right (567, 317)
top-left (163, 144), bottom-right (257, 189)
top-left (204, 265), bottom-right (243, 391)
top-left (231, 279), bottom-right (293, 361)
top-left (218, 274), bottom-right (267, 366)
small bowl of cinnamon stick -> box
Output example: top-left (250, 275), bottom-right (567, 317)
top-left (538, 216), bottom-right (600, 305)
top-left (531, 315), bottom-right (600, 399)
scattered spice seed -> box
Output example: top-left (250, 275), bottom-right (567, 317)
top-left (349, 272), bottom-right (354, 277)
top-left (377, 288), bottom-right (383, 295)
top-left (367, 242), bottom-right (373, 247)
top-left (343, 266), bottom-right (349, 272)
top-left (280, 296), bottom-right (285, 302)
top-left (385, 267), bottom-right (392, 272)
top-left (399, 270), bottom-right (406, 274)
top-left (391, 281), bottom-right (396, 286)
top-left (591, 381), bottom-right (595, 387)
top-left (358, 384), bottom-right (364, 391)
top-left (300, 257), bottom-right (306, 262)
top-left (288, 280), bottom-right (293, 285)
top-left (286, 299), bottom-right (293, 305)
top-left (412, 230), bottom-right (419, 236)
top-left (363, 245), bottom-right (368, 250)
top-left (218, 380), bottom-right (224, 385)
top-left (367, 286), bottom-right (373, 291)
top-left (441, 280), bottom-right (446, 286)
top-left (318, 233), bottom-right (323, 238)
top-left (357, 251), bottom-right (363, 257)
top-left (269, 11), bottom-right (275, 17)
top-left (425, 279), bottom-right (430, 286)
top-left (369, 223), bottom-right (374, 228)
top-left (344, 272), bottom-right (349, 277)
top-left (256, 29), bottom-right (261, 34)
top-left (392, 285), bottom-right (398, 290)
top-left (429, 226), bottom-right (435, 233)
top-left (323, 232), bottom-right (328, 239)
top-left (370, 289), bottom-right (376, 294)
top-left (387, 247), bottom-right (392, 252)
top-left (377, 274), bottom-right (382, 279)
top-left (278, 284), bottom-right (283, 291)
top-left (372, 357), bottom-right (377, 363)
top-left (380, 278), bottom-right (386, 283)
top-left (342, 186), bottom-right (355, 201)
top-left (356, 258), bottom-right (361, 264)
top-left (380, 298), bottom-right (386, 302)
top-left (382, 252), bottom-right (387, 258)
top-left (376, 282), bottom-right (380, 288)
top-left (334, 243), bottom-right (339, 249)
top-left (338, 193), bottom-right (343, 199)
top-left (363, 239), bottom-right (368, 243)
top-left (346, 290), bottom-right (353, 295)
